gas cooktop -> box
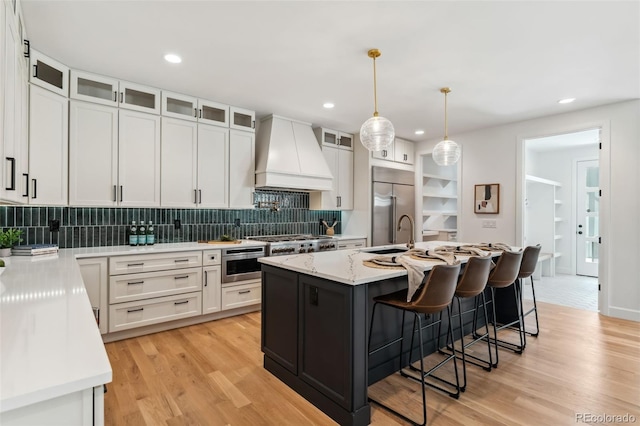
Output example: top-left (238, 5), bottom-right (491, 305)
top-left (246, 234), bottom-right (336, 256)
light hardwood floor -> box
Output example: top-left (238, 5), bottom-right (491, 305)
top-left (104, 302), bottom-right (640, 425)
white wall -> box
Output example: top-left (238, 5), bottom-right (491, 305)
top-left (416, 100), bottom-right (640, 321)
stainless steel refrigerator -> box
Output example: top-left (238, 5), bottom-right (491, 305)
top-left (372, 166), bottom-right (415, 246)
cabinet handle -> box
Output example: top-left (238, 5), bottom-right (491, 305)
top-left (238, 290), bottom-right (251, 294)
top-left (199, 189), bottom-right (202, 204)
top-left (127, 262), bottom-right (144, 267)
top-left (32, 64), bottom-right (37, 78)
top-left (113, 185), bottom-right (117, 202)
top-left (113, 91), bottom-right (117, 102)
top-left (204, 271), bottom-right (208, 287)
top-left (127, 308), bottom-right (143, 313)
top-left (5, 157), bottom-right (15, 190)
top-left (194, 189), bottom-right (198, 204)
top-left (198, 109), bottom-right (202, 119)
top-left (174, 259), bottom-right (189, 263)
top-left (22, 173), bottom-right (29, 197)
top-left (31, 179), bottom-right (37, 199)
top-left (174, 275), bottom-right (189, 280)
top-left (127, 281), bottom-right (144, 285)
top-left (252, 120), bottom-right (255, 129)
top-left (194, 107), bottom-right (198, 118)
top-left (119, 92), bottom-right (123, 103)
top-left (404, 154), bottom-right (407, 161)
top-left (174, 300), bottom-right (189, 305)
top-left (119, 185), bottom-right (123, 202)
top-left (382, 150), bottom-right (387, 158)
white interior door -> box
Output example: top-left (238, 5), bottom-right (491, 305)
top-left (576, 159), bottom-right (599, 277)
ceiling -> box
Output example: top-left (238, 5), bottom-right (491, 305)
top-left (20, 1), bottom-right (640, 143)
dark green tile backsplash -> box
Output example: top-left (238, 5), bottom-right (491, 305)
top-left (0, 190), bottom-right (342, 248)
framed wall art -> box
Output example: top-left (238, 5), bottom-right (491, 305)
top-left (474, 183), bottom-right (500, 214)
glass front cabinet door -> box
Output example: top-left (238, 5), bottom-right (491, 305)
top-left (29, 49), bottom-right (69, 97)
top-left (70, 70), bottom-right (119, 107)
top-left (230, 106), bottom-right (255, 132)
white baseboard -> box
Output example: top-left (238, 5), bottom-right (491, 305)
top-left (606, 306), bottom-right (640, 322)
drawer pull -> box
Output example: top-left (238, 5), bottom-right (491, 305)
top-left (174, 300), bottom-right (189, 305)
top-left (127, 281), bottom-right (144, 285)
top-left (209, 256), bottom-right (217, 260)
top-left (174, 259), bottom-right (189, 263)
top-left (127, 263), bottom-right (144, 267)
top-left (127, 308), bottom-right (143, 313)
top-left (238, 290), bottom-right (251, 295)
top-left (174, 275), bottom-right (189, 280)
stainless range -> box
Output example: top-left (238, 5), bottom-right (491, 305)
top-left (246, 234), bottom-right (337, 256)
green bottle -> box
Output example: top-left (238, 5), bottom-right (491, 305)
top-left (138, 221), bottom-right (147, 246)
top-left (129, 221), bottom-right (138, 246)
top-left (147, 221), bottom-right (155, 245)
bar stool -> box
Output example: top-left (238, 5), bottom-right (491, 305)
top-left (442, 255), bottom-right (494, 391)
top-left (517, 245), bottom-right (542, 339)
top-left (368, 262), bottom-right (461, 426)
top-left (485, 250), bottom-right (524, 367)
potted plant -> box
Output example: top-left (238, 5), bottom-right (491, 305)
top-left (0, 228), bottom-right (23, 257)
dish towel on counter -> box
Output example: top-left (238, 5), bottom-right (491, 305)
top-left (368, 249), bottom-right (458, 302)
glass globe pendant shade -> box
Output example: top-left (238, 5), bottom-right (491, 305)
top-left (360, 115), bottom-right (395, 151)
top-left (432, 139), bottom-right (461, 166)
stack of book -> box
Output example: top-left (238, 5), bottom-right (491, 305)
top-left (12, 244), bottom-right (59, 256)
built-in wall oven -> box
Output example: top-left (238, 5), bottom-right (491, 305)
top-left (221, 246), bottom-right (266, 283)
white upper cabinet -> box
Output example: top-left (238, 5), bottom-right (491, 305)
top-left (314, 128), bottom-right (354, 150)
top-left (119, 80), bottom-right (160, 114)
top-left (230, 106), bottom-right (255, 132)
top-left (160, 117), bottom-right (198, 207)
top-left (29, 49), bottom-right (68, 97)
top-left (197, 124), bottom-right (229, 208)
top-left (118, 109), bottom-right (161, 207)
top-left (28, 85), bottom-right (68, 205)
top-left (70, 70), bottom-right (160, 114)
top-left (70, 70), bottom-right (119, 107)
top-left (394, 138), bottom-right (414, 165)
top-left (372, 138), bottom-right (414, 165)
top-left (161, 91), bottom-right (229, 127)
top-left (229, 129), bottom-right (255, 208)
top-left (309, 146), bottom-right (353, 211)
top-left (69, 100), bottom-right (118, 206)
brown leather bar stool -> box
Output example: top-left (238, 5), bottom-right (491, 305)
top-left (517, 245), bottom-right (542, 340)
top-left (368, 262), bottom-right (461, 426)
top-left (442, 255), bottom-right (494, 391)
top-left (485, 250), bottom-right (524, 367)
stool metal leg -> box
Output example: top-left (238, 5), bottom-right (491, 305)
top-left (520, 276), bottom-right (540, 337)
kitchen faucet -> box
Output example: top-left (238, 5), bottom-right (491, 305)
top-left (397, 214), bottom-right (415, 249)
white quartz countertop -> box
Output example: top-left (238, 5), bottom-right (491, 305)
top-left (259, 241), bottom-right (467, 285)
top-left (0, 240), bottom-right (265, 413)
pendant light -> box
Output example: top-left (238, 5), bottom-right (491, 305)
top-left (432, 87), bottom-right (461, 166)
top-left (360, 49), bottom-right (395, 151)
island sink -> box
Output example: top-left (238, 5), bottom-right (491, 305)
top-left (360, 247), bottom-right (409, 255)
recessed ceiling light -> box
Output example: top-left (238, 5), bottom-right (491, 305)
top-left (414, 130), bottom-right (425, 135)
top-left (323, 102), bottom-right (335, 109)
top-left (558, 98), bottom-right (575, 104)
top-left (164, 54), bottom-right (182, 64)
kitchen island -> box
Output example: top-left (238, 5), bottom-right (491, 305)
top-left (259, 241), bottom-right (500, 426)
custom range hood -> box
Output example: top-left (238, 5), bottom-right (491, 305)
top-left (255, 115), bottom-right (333, 192)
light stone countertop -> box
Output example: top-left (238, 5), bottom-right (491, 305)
top-left (259, 241), bottom-right (464, 285)
top-left (0, 240), bottom-right (266, 413)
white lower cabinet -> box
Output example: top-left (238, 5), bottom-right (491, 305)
top-left (222, 279), bottom-right (261, 310)
top-left (77, 257), bottom-right (109, 335)
top-left (109, 292), bottom-right (202, 333)
top-left (203, 265), bottom-right (222, 314)
top-left (109, 251), bottom-right (202, 275)
top-left (0, 385), bottom-right (104, 426)
top-left (109, 267), bottom-right (202, 304)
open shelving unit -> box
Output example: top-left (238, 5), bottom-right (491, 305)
top-left (525, 174), bottom-right (562, 276)
top-left (421, 154), bottom-right (459, 241)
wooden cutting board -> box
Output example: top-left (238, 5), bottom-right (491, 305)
top-left (197, 240), bottom-right (242, 244)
